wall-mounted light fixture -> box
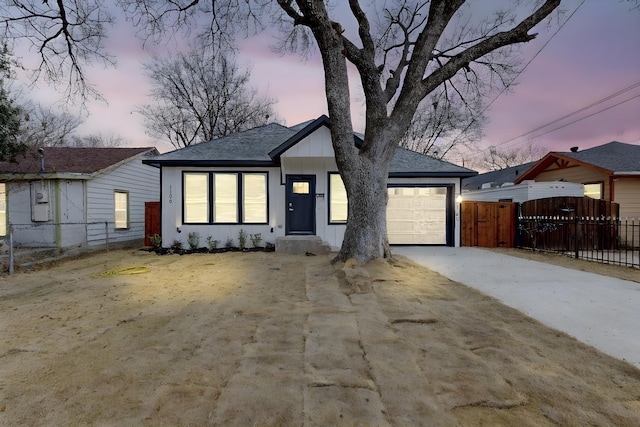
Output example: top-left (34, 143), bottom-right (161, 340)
top-left (455, 194), bottom-right (463, 204)
top-left (176, 227), bottom-right (182, 233)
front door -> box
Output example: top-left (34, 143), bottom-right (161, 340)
top-left (285, 175), bottom-right (316, 235)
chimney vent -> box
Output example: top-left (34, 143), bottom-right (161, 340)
top-left (570, 146), bottom-right (579, 152)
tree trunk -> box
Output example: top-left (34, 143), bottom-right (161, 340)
top-left (334, 147), bottom-right (392, 263)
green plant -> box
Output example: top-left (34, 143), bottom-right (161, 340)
top-left (250, 233), bottom-right (262, 248)
top-left (238, 229), bottom-right (247, 250)
top-left (187, 231), bottom-right (200, 250)
top-left (148, 234), bottom-right (162, 249)
top-left (225, 237), bottom-right (234, 249)
top-left (206, 236), bottom-right (219, 251)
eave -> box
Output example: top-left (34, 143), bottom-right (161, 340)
top-left (514, 152), bottom-right (612, 184)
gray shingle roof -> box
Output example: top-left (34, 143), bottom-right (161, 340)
top-left (462, 161), bottom-right (537, 191)
top-left (561, 141), bottom-right (640, 172)
top-left (144, 116), bottom-right (477, 177)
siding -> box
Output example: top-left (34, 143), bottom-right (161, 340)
top-left (535, 167), bottom-right (610, 200)
top-left (86, 157), bottom-right (159, 246)
top-left (614, 177), bottom-right (640, 219)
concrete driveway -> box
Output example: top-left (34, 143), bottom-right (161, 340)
top-left (394, 246), bottom-right (640, 370)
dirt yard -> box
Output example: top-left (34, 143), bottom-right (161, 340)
top-left (1, 249), bottom-right (639, 426)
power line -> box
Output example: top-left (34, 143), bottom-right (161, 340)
top-left (493, 80), bottom-right (640, 148)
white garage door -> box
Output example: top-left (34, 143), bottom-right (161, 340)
top-left (387, 186), bottom-right (448, 244)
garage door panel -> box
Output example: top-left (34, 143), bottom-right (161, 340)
top-left (387, 186), bottom-right (448, 245)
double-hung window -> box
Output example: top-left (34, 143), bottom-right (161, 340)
top-left (183, 172), bottom-right (268, 224)
top-left (114, 191), bottom-right (129, 229)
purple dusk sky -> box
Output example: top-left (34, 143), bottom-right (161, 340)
top-left (16, 1), bottom-right (640, 165)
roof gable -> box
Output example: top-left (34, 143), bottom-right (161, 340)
top-left (0, 147), bottom-right (158, 176)
top-left (514, 141), bottom-right (640, 184)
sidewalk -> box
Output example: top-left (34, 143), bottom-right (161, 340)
top-left (394, 246), bottom-right (640, 369)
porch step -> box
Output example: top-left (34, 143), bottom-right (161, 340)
top-left (275, 236), bottom-right (331, 255)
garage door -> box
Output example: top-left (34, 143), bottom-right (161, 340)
top-left (387, 186), bottom-right (448, 245)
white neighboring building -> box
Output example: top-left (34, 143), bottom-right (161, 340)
top-left (0, 147), bottom-right (159, 249)
top-left (461, 180), bottom-right (584, 203)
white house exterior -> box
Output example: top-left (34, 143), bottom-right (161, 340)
top-left (144, 116), bottom-right (477, 250)
top-left (0, 147), bottom-right (159, 249)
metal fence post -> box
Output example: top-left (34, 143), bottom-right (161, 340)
top-left (574, 215), bottom-right (579, 259)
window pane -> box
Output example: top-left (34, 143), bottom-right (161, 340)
top-left (584, 183), bottom-right (602, 199)
top-left (0, 183), bottom-right (6, 236)
top-left (184, 173), bottom-right (209, 223)
top-left (114, 192), bottom-right (128, 229)
top-left (292, 182), bottom-right (309, 194)
top-left (214, 173), bottom-right (238, 223)
top-left (330, 174), bottom-right (348, 223)
top-left (243, 174), bottom-right (267, 223)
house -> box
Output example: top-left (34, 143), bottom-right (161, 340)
top-left (142, 115), bottom-right (477, 251)
top-left (513, 141), bottom-right (640, 219)
top-left (0, 146), bottom-right (160, 251)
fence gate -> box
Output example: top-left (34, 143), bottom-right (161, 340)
top-left (461, 201), bottom-right (517, 248)
top-left (144, 202), bottom-right (161, 246)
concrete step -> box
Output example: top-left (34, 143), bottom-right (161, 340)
top-left (275, 235), bottom-right (331, 255)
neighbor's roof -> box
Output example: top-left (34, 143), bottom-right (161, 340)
top-left (0, 147), bottom-right (158, 176)
top-left (462, 161), bottom-right (538, 191)
top-left (514, 141), bottom-right (640, 183)
top-left (144, 115), bottom-right (477, 177)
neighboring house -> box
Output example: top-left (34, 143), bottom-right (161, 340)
top-left (513, 141), bottom-right (640, 219)
top-left (0, 147), bottom-right (160, 250)
top-left (143, 115), bottom-right (477, 250)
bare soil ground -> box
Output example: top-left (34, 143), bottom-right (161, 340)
top-left (1, 249), bottom-right (639, 426)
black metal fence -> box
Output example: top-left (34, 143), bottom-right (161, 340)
top-left (518, 216), bottom-right (639, 268)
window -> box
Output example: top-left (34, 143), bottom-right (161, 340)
top-left (0, 183), bottom-right (6, 236)
top-left (243, 173), bottom-right (267, 223)
top-left (329, 173), bottom-right (348, 223)
top-left (214, 173), bottom-right (238, 223)
top-left (114, 191), bottom-right (129, 229)
top-left (584, 182), bottom-right (603, 199)
top-left (183, 172), bottom-right (268, 224)
top-left (184, 173), bottom-right (209, 222)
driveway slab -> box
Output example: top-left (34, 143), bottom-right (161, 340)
top-left (394, 246), bottom-right (640, 369)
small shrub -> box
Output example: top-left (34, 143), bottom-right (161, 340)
top-left (171, 239), bottom-right (183, 251)
top-left (225, 237), bottom-right (234, 249)
top-left (206, 236), bottom-right (219, 251)
top-left (148, 234), bottom-right (162, 250)
top-left (187, 232), bottom-right (200, 250)
top-left (265, 242), bottom-right (275, 251)
top-left (238, 229), bottom-right (247, 250)
top-left (250, 233), bottom-right (262, 248)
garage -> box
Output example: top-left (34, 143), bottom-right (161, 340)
top-left (387, 185), bottom-right (454, 245)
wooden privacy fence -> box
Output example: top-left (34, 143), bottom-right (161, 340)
top-left (461, 201), bottom-right (518, 248)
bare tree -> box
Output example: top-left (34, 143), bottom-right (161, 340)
top-left (1, 0), bottom-right (563, 262)
top-left (0, 0), bottom-right (114, 101)
top-left (18, 103), bottom-right (83, 147)
top-left (67, 133), bottom-right (124, 147)
top-left (477, 142), bottom-right (545, 171)
top-left (139, 46), bottom-right (277, 149)
top-left (399, 88), bottom-right (485, 160)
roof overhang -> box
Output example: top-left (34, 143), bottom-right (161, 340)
top-left (0, 172), bottom-right (92, 181)
top-left (142, 159), bottom-right (279, 168)
top-left (389, 171), bottom-right (477, 178)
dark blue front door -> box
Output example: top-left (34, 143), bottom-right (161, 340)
top-left (286, 175), bottom-right (316, 235)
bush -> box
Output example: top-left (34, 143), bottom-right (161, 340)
top-left (187, 232), bottom-right (200, 250)
top-left (148, 234), bottom-right (162, 250)
top-left (206, 236), bottom-right (219, 251)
